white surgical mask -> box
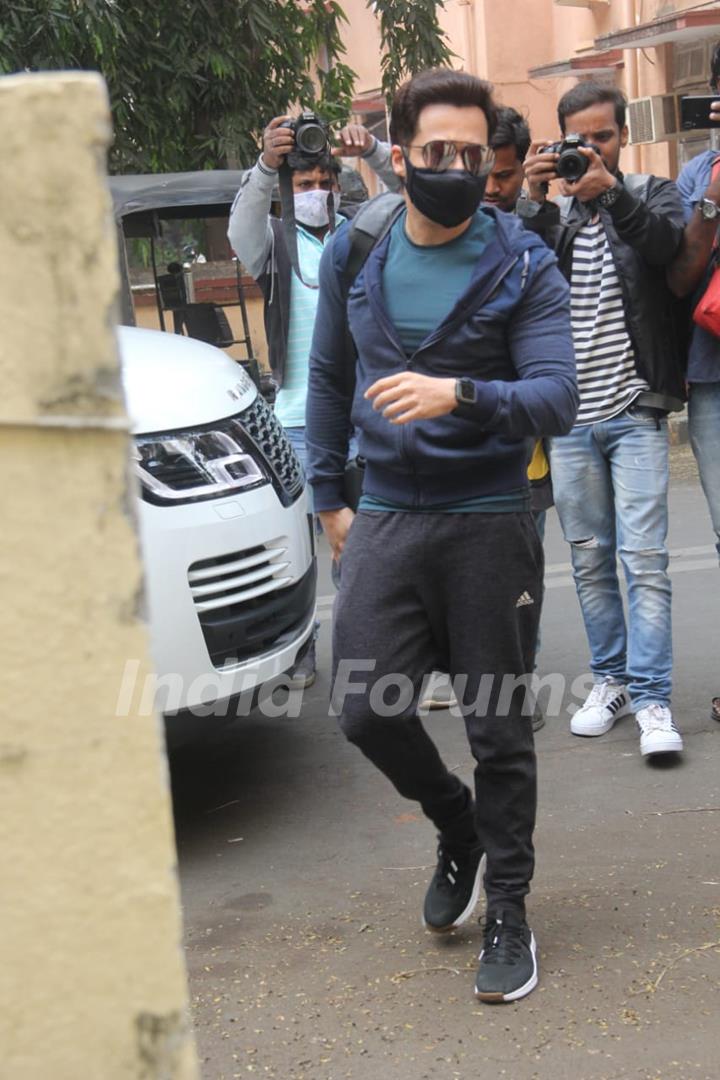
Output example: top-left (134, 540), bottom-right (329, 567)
top-left (293, 188), bottom-right (341, 228)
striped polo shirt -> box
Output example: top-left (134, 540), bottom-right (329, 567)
top-left (570, 217), bottom-right (648, 426)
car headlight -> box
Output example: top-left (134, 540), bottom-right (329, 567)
top-left (134, 426), bottom-right (268, 505)
top-left (133, 397), bottom-right (304, 507)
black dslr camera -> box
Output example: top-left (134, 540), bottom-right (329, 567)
top-left (539, 134), bottom-right (601, 182)
top-left (279, 111), bottom-right (328, 159)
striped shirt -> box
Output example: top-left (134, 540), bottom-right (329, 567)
top-left (570, 217), bottom-right (648, 426)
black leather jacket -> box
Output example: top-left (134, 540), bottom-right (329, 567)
top-left (517, 173), bottom-right (687, 412)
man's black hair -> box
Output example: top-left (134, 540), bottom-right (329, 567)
top-left (557, 81), bottom-right (627, 133)
top-left (286, 149), bottom-right (341, 176)
top-left (491, 106), bottom-right (531, 162)
top-left (389, 68), bottom-right (497, 145)
top-left (710, 41), bottom-right (720, 89)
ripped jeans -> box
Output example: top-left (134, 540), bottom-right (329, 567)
top-left (548, 407), bottom-right (672, 708)
top-left (688, 381), bottom-right (720, 563)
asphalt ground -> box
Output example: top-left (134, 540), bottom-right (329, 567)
top-left (169, 444), bottom-right (719, 1080)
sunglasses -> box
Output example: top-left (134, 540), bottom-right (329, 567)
top-left (404, 140), bottom-right (495, 176)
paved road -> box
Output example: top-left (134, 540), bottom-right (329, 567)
top-left (170, 451), bottom-right (719, 1080)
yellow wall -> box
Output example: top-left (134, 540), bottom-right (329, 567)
top-left (0, 71), bottom-right (198, 1080)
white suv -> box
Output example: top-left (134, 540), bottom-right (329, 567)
top-left (120, 325), bottom-right (315, 717)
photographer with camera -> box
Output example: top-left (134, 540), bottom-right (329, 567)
top-left (227, 112), bottom-right (343, 688)
top-left (520, 82), bottom-right (686, 759)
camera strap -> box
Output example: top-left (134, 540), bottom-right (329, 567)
top-left (278, 163), bottom-right (337, 291)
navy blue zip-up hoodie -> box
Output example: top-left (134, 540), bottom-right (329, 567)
top-left (306, 204), bottom-right (578, 511)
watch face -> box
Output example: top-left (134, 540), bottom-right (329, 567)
top-left (702, 199), bottom-right (719, 220)
top-left (599, 187), bottom-right (620, 207)
top-left (456, 378), bottom-right (475, 404)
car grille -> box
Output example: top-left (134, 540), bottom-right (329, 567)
top-left (188, 541), bottom-right (292, 613)
top-left (234, 396), bottom-right (304, 504)
top-left (188, 543), bottom-right (317, 667)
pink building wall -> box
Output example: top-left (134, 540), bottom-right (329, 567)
top-left (340, 0), bottom-right (720, 182)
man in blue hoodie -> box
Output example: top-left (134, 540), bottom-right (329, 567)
top-left (306, 69), bottom-right (578, 1003)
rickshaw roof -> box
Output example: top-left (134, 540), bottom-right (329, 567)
top-left (109, 170), bottom-right (246, 225)
top-left (109, 165), bottom-right (369, 229)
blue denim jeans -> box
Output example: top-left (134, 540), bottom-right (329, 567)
top-left (688, 382), bottom-right (720, 563)
top-left (548, 408), bottom-right (672, 708)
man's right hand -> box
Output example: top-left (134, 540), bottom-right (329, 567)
top-left (261, 115), bottom-right (295, 171)
top-left (318, 507), bottom-right (355, 563)
top-left (334, 123), bottom-right (374, 158)
top-left (710, 99), bottom-right (720, 127)
top-left (523, 139), bottom-right (560, 203)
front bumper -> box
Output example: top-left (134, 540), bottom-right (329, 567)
top-left (136, 483), bottom-right (315, 711)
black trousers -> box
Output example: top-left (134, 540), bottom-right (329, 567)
top-left (332, 510), bottom-right (542, 915)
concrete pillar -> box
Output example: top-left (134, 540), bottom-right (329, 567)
top-left (0, 72), bottom-right (199, 1080)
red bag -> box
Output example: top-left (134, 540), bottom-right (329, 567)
top-left (692, 156), bottom-right (720, 336)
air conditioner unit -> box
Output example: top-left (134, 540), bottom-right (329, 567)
top-left (627, 95), bottom-right (681, 144)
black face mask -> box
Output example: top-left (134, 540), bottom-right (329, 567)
top-left (403, 154), bottom-right (487, 228)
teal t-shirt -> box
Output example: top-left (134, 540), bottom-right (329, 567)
top-left (365, 209), bottom-right (526, 515)
top-left (382, 209), bottom-right (496, 354)
top-left (359, 490), bottom-right (530, 513)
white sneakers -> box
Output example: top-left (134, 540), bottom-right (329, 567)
top-left (572, 679), bottom-right (683, 756)
top-left (635, 703), bottom-right (684, 756)
top-left (571, 678), bottom-right (632, 737)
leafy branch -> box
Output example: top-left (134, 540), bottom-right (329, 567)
top-left (1, 1), bottom-right (455, 171)
top-left (369, 0), bottom-right (456, 102)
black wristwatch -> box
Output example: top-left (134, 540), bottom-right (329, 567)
top-left (455, 378), bottom-right (476, 406)
top-left (597, 182), bottom-right (622, 209)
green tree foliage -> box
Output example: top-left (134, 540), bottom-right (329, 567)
top-left (1, 1), bottom-right (451, 171)
top-left (0, 0), bottom-right (355, 171)
top-left (370, 0), bottom-right (455, 100)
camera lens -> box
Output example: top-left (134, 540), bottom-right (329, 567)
top-left (557, 149), bottom-right (588, 182)
top-left (297, 123), bottom-right (327, 155)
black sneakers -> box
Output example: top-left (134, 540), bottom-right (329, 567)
top-left (474, 910), bottom-right (538, 1002)
top-left (423, 848), bottom-right (538, 1002)
top-left (422, 842), bottom-right (484, 932)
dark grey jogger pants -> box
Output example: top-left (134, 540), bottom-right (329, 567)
top-left (331, 509), bottom-right (542, 915)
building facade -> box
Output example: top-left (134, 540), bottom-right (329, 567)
top-left (342, 0), bottom-right (720, 183)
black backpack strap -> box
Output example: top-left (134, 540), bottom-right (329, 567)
top-left (338, 193), bottom-right (403, 501)
top-left (343, 192), bottom-right (405, 291)
top-left (339, 193), bottom-right (404, 397)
